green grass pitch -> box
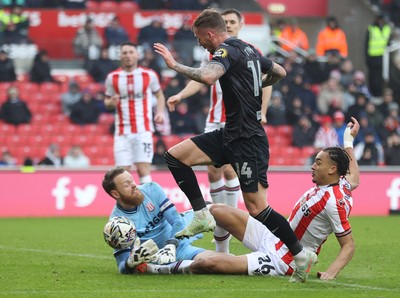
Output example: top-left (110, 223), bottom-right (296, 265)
top-left (0, 216), bottom-right (399, 298)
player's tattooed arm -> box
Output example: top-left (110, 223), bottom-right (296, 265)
top-left (172, 62), bottom-right (224, 86)
top-left (262, 62), bottom-right (286, 87)
top-left (154, 42), bottom-right (224, 85)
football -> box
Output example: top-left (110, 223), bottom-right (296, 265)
top-left (103, 216), bottom-right (137, 249)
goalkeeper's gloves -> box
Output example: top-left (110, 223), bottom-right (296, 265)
top-left (153, 239), bottom-right (178, 265)
top-left (344, 125), bottom-right (354, 148)
top-left (126, 239), bottom-right (159, 269)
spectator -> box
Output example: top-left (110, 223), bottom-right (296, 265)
top-left (38, 143), bottom-right (64, 167)
top-left (73, 18), bottom-right (103, 66)
top-left (104, 16), bottom-right (129, 47)
top-left (64, 145), bottom-right (90, 168)
top-left (61, 81), bottom-right (81, 116)
top-left (0, 86), bottom-right (31, 125)
top-left (303, 49), bottom-right (325, 84)
top-left (3, 5), bottom-right (30, 44)
top-left (354, 113), bottom-right (381, 145)
top-left (169, 101), bottom-right (197, 135)
top-left (137, 16), bottom-right (168, 51)
top-left (266, 90), bottom-right (287, 126)
top-left (384, 133), bottom-right (400, 165)
top-left (349, 70), bottom-right (372, 99)
top-left (139, 48), bottom-right (162, 77)
top-left (316, 16), bottom-right (348, 58)
top-left (378, 88), bottom-right (395, 118)
top-left (279, 19), bottom-right (309, 52)
top-left (69, 88), bottom-right (101, 125)
top-left (314, 115), bottom-right (339, 150)
top-left (365, 14), bottom-right (392, 97)
top-left (286, 96), bottom-right (303, 125)
top-left (389, 51), bottom-right (400, 105)
top-left (333, 110), bottom-right (347, 147)
top-left (0, 149), bottom-right (16, 167)
top-left (173, 18), bottom-right (198, 65)
top-left (346, 92), bottom-right (369, 123)
top-left (88, 47), bottom-right (118, 83)
top-left (338, 58), bottom-right (355, 89)
top-left (0, 49), bottom-right (16, 82)
top-left (1, 1), bottom-right (26, 7)
top-left (317, 72), bottom-right (345, 115)
top-left (193, 102), bottom-right (209, 134)
top-left (152, 138), bottom-right (167, 165)
top-left (29, 50), bottom-right (55, 84)
top-left (292, 115), bottom-right (317, 148)
top-left (377, 115), bottom-right (399, 145)
top-left (364, 101), bottom-right (384, 129)
top-left (354, 130), bottom-right (384, 165)
top-left (290, 72), bottom-right (318, 113)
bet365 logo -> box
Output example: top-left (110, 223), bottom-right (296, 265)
top-left (51, 177), bottom-right (98, 210)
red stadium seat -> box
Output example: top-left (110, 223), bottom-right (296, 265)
top-left (162, 135), bottom-right (183, 150)
top-left (39, 82), bottom-right (61, 94)
top-left (16, 124), bottom-right (34, 136)
top-left (73, 74), bottom-right (93, 87)
top-left (99, 1), bottom-right (118, 11)
top-left (86, 0), bottom-right (99, 10)
top-left (0, 122), bottom-right (17, 134)
top-left (119, 1), bottom-right (139, 10)
top-left (16, 81), bottom-right (39, 93)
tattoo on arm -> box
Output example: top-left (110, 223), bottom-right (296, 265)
top-left (173, 62), bottom-right (224, 84)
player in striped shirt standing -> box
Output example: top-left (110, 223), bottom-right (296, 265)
top-left (104, 42), bottom-right (166, 184)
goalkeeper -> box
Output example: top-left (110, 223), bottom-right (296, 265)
top-left (102, 167), bottom-right (219, 274)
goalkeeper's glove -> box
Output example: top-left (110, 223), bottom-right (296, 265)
top-left (126, 239), bottom-right (159, 269)
top-left (344, 125), bottom-right (354, 148)
top-left (153, 239), bottom-right (178, 265)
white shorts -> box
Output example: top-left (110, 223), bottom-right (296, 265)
top-left (114, 131), bottom-right (154, 166)
top-left (243, 216), bottom-right (291, 276)
top-left (204, 122), bottom-right (225, 133)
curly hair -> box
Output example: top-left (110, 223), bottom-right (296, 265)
top-left (322, 147), bottom-right (351, 177)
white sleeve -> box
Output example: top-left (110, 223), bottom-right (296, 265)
top-left (149, 70), bottom-right (161, 93)
top-left (104, 73), bottom-right (115, 97)
top-left (200, 50), bottom-right (210, 67)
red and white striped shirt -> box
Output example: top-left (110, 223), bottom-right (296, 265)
top-left (105, 67), bottom-right (161, 135)
top-left (275, 177), bottom-right (353, 272)
top-left (201, 52), bottom-right (226, 123)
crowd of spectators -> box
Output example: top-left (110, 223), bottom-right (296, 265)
top-left (0, 2), bottom-right (399, 167)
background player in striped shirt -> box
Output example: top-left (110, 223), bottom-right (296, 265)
top-left (145, 117), bottom-right (360, 281)
top-left (167, 9), bottom-right (272, 253)
top-left (104, 42), bottom-right (166, 184)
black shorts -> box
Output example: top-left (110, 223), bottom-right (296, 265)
top-left (191, 128), bottom-right (269, 192)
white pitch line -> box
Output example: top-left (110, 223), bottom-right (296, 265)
top-left (0, 246), bottom-right (398, 293)
top-left (0, 245), bottom-right (109, 260)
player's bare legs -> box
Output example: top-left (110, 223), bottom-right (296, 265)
top-left (165, 139), bottom-right (216, 238)
top-left (135, 162), bottom-right (152, 184)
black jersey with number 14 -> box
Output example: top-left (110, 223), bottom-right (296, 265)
top-left (210, 37), bottom-right (274, 142)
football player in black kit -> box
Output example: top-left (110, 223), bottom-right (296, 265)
top-left (154, 8), bottom-right (317, 282)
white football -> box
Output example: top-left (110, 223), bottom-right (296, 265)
top-left (103, 216), bottom-right (137, 249)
